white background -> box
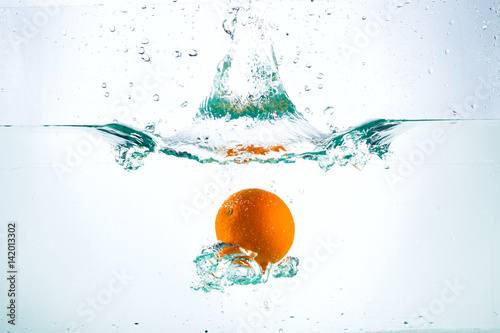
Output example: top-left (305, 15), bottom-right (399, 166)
top-left (0, 1), bottom-right (499, 332)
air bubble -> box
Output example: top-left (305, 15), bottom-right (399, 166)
top-left (129, 82), bottom-right (134, 87)
top-left (138, 47), bottom-right (145, 54)
top-left (153, 94), bottom-right (159, 101)
top-left (104, 92), bottom-right (109, 97)
top-left (142, 54), bottom-right (151, 62)
top-left (173, 51), bottom-right (182, 58)
top-left (101, 82), bottom-right (107, 88)
top-left (189, 49), bottom-right (198, 57)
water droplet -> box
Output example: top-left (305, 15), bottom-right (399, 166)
top-left (306, 62), bottom-right (312, 68)
top-left (293, 58), bottom-right (299, 64)
top-left (134, 322), bottom-right (139, 326)
top-left (444, 49), bottom-right (450, 55)
top-left (153, 94), bottom-right (159, 101)
top-left (221, 311), bottom-right (224, 314)
top-left (101, 82), bottom-right (106, 88)
top-left (362, 15), bottom-right (367, 20)
top-left (323, 106), bottom-right (334, 115)
top-left (483, 24), bottom-right (488, 30)
top-left (428, 68), bottom-right (433, 74)
top-left (138, 47), bottom-right (145, 54)
top-left (142, 38), bottom-right (149, 44)
top-left (325, 8), bottom-right (332, 15)
top-left (0, 88), bottom-right (4, 93)
top-left (145, 123), bottom-right (156, 133)
top-left (113, 119), bottom-right (118, 123)
top-left (244, 302), bottom-right (248, 307)
top-left (265, 307), bottom-right (269, 311)
top-left (189, 49), bottom-right (198, 57)
top-left (104, 92), bottom-right (109, 97)
top-left (196, 137), bottom-right (201, 143)
top-left (264, 301), bottom-right (268, 306)
top-left (142, 5), bottom-right (146, 9)
top-left (142, 54), bottom-right (151, 62)
top-left (132, 117), bottom-right (137, 121)
top-left (61, 28), bottom-right (67, 36)
top-left (129, 82), bottom-right (133, 87)
top-left (173, 51), bottom-right (182, 58)
top-left (130, 26), bottom-right (135, 31)
top-left (109, 26), bottom-right (115, 32)
top-left (318, 84), bottom-right (324, 89)
top-left (304, 85), bottom-right (311, 91)
top-left (304, 107), bottom-right (311, 113)
top-left (317, 73), bottom-right (324, 79)
top-left (449, 20), bottom-right (455, 25)
top-left (180, 101), bottom-right (188, 108)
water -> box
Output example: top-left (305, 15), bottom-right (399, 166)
top-left (1, 1), bottom-right (499, 332)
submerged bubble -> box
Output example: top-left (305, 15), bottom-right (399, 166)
top-left (192, 242), bottom-right (298, 292)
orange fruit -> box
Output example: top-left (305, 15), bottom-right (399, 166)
top-left (215, 188), bottom-right (295, 271)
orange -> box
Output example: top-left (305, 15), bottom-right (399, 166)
top-left (215, 188), bottom-right (295, 272)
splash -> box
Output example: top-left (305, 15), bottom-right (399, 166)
top-left (192, 242), bottom-right (299, 293)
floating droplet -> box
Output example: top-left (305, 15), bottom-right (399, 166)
top-left (138, 47), bottom-right (145, 54)
top-left (173, 51), bottom-right (182, 58)
top-left (323, 106), bottom-right (334, 115)
top-left (189, 49), bottom-right (198, 57)
top-left (144, 123), bottom-right (156, 133)
top-left (101, 82), bottom-right (107, 88)
top-left (142, 38), bottom-right (149, 44)
top-left (153, 94), bottom-right (159, 101)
